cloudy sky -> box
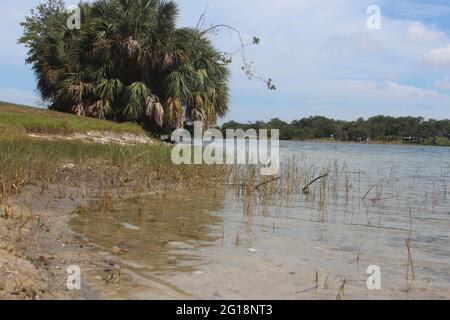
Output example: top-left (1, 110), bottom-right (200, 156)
top-left (1, 0), bottom-right (450, 122)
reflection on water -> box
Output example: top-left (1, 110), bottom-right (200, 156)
top-left (71, 141), bottom-right (450, 299)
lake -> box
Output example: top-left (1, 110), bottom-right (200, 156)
top-left (71, 141), bottom-right (450, 299)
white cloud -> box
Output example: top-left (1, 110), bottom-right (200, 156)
top-left (381, 81), bottom-right (438, 98)
top-left (434, 77), bottom-right (450, 90)
top-left (406, 22), bottom-right (444, 42)
top-left (424, 45), bottom-right (450, 65)
top-left (316, 79), bottom-right (439, 100)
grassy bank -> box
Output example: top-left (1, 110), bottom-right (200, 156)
top-left (0, 102), bottom-right (158, 199)
top-left (0, 102), bottom-right (228, 201)
top-left (0, 138), bottom-right (172, 197)
top-left (0, 101), bottom-right (145, 136)
top-left (0, 136), bottom-right (231, 203)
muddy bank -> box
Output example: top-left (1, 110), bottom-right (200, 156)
top-left (0, 165), bottom-right (170, 300)
top-left (0, 187), bottom-right (100, 299)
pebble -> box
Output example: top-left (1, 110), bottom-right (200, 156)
top-left (62, 163), bottom-right (75, 170)
top-left (120, 222), bottom-right (140, 231)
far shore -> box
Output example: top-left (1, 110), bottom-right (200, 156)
top-left (283, 138), bottom-right (450, 147)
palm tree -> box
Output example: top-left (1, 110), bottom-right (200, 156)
top-left (20, 0), bottom-right (230, 130)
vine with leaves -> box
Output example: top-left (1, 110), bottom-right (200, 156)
top-left (195, 8), bottom-right (276, 91)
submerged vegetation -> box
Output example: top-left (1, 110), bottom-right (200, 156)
top-left (222, 116), bottom-right (450, 146)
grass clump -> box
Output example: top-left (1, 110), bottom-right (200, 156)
top-left (0, 137), bottom-right (171, 198)
top-left (0, 136), bottom-right (230, 201)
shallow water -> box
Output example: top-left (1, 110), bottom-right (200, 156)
top-left (71, 141), bottom-right (450, 299)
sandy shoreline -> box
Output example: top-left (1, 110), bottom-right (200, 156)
top-left (0, 165), bottom-right (163, 300)
top-left (1, 187), bottom-right (96, 299)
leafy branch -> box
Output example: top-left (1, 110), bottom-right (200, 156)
top-left (196, 9), bottom-right (276, 91)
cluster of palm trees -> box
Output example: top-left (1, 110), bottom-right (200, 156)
top-left (20, 0), bottom-right (230, 130)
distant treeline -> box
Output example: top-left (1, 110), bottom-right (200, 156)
top-left (221, 116), bottom-right (450, 146)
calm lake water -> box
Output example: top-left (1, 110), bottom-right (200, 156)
top-left (71, 141), bottom-right (450, 299)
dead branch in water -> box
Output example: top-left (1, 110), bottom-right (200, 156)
top-left (226, 176), bottom-right (280, 191)
top-left (362, 185), bottom-right (375, 200)
top-left (255, 177), bottom-right (281, 190)
top-left (363, 184), bottom-right (398, 202)
top-left (371, 195), bottom-right (399, 202)
top-left (371, 185), bottom-right (384, 202)
top-left (303, 174), bottom-right (329, 194)
top-left (405, 239), bottom-right (415, 280)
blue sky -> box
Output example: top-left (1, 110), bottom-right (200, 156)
top-left (1, 0), bottom-right (450, 122)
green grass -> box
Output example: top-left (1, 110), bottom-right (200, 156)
top-left (0, 137), bottom-right (172, 166)
top-left (0, 102), bottom-right (167, 168)
top-left (0, 101), bottom-right (145, 136)
top-left (0, 137), bottom-right (172, 198)
top-left (0, 136), bottom-right (228, 200)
